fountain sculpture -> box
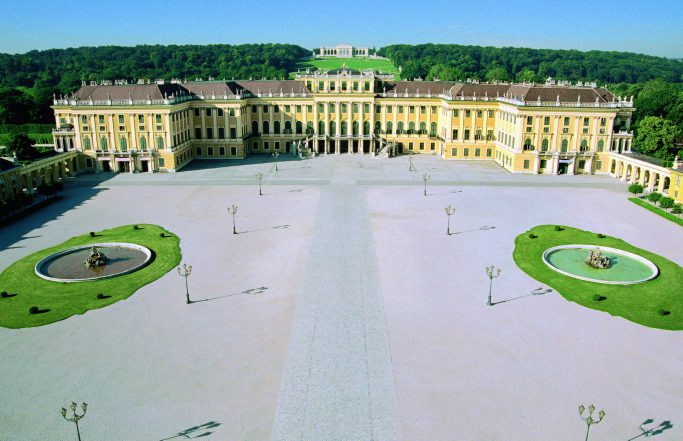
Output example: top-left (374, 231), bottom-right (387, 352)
top-left (84, 246), bottom-right (109, 268)
top-left (585, 247), bottom-right (611, 269)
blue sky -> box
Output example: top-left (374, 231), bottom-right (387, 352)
top-left (1, 0), bottom-right (681, 58)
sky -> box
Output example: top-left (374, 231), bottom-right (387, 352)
top-left (1, 0), bottom-right (682, 58)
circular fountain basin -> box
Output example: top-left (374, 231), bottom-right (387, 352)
top-left (542, 244), bottom-right (659, 285)
top-left (35, 243), bottom-right (152, 283)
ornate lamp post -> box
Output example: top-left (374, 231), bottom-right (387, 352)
top-left (61, 402), bottom-right (87, 441)
top-left (256, 171), bottom-right (264, 196)
top-left (272, 152), bottom-right (279, 171)
top-left (227, 204), bottom-right (238, 235)
top-left (177, 263), bottom-right (192, 304)
top-left (444, 205), bottom-right (455, 235)
top-left (579, 404), bottom-right (605, 441)
top-left (422, 172), bottom-right (430, 196)
top-left (485, 265), bottom-right (501, 306)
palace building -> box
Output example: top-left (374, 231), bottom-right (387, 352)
top-left (50, 68), bottom-right (636, 176)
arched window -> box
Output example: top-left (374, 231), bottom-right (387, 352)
top-left (296, 121), bottom-right (303, 134)
top-left (397, 122), bottom-right (404, 134)
top-left (561, 139), bottom-right (568, 152)
top-left (387, 121), bottom-right (393, 135)
top-left (274, 121), bottom-right (281, 134)
top-left (284, 121), bottom-right (292, 134)
top-left (329, 121), bottom-right (336, 134)
top-left (364, 120), bottom-right (370, 135)
top-left (100, 137), bottom-right (108, 150)
top-left (139, 137), bottom-right (147, 151)
top-left (430, 122), bottom-right (437, 137)
top-left (306, 121), bottom-right (313, 135)
top-left (597, 139), bottom-right (604, 152)
top-left (541, 138), bottom-right (549, 152)
top-left (263, 121), bottom-right (269, 134)
top-left (419, 122), bottom-right (426, 134)
top-left (252, 121), bottom-right (259, 135)
top-left (156, 136), bottom-right (164, 149)
top-left (318, 120), bottom-right (325, 135)
top-left (352, 121), bottom-right (359, 136)
top-left (580, 139), bottom-right (588, 151)
top-left (408, 121), bottom-right (415, 133)
top-left (341, 121), bottom-right (348, 136)
top-left (83, 137), bottom-right (91, 149)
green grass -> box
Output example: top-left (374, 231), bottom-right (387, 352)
top-left (0, 224), bottom-right (181, 328)
top-left (513, 225), bottom-right (683, 330)
top-left (629, 197), bottom-right (683, 227)
top-left (289, 57), bottom-right (401, 79)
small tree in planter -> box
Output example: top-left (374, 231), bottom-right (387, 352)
top-left (659, 197), bottom-right (674, 210)
top-left (628, 183), bottom-right (644, 197)
top-left (647, 192), bottom-right (662, 205)
top-left (672, 204), bottom-right (683, 218)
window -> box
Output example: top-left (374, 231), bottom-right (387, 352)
top-left (451, 148), bottom-right (457, 156)
top-left (156, 115), bottom-right (162, 124)
top-left (194, 109), bottom-right (200, 117)
top-left (263, 105), bottom-right (269, 113)
top-left (208, 147), bottom-right (214, 156)
top-left (387, 105), bottom-right (392, 114)
top-left (453, 109), bottom-right (459, 117)
top-left (544, 116), bottom-right (550, 125)
top-left (430, 122), bottom-right (437, 137)
top-left (352, 103), bottom-right (358, 113)
top-left (464, 129), bottom-right (470, 140)
top-left (561, 139), bottom-right (568, 152)
top-left (408, 142), bottom-right (413, 150)
top-left (580, 139), bottom-right (588, 151)
top-left (318, 81), bottom-right (324, 90)
top-left (274, 121), bottom-right (281, 134)
top-left (477, 110), bottom-right (482, 118)
top-left (353, 81), bottom-right (358, 91)
top-left (597, 140), bottom-right (604, 152)
top-left (296, 121), bottom-right (303, 134)
top-left (230, 128), bottom-right (236, 138)
top-left (318, 103), bottom-right (324, 113)
top-left (486, 129), bottom-right (493, 141)
top-left (100, 137), bottom-right (108, 150)
top-left (296, 105), bottom-right (302, 113)
top-left (252, 121), bottom-right (259, 135)
top-left (156, 136), bottom-right (164, 149)
top-left (218, 128), bottom-right (225, 139)
top-left (419, 122), bottom-right (426, 134)
top-left (83, 137), bottom-right (91, 149)
top-left (488, 110), bottom-right (494, 118)
top-left (421, 106), bottom-right (426, 114)
top-left (542, 139), bottom-right (549, 152)
top-left (595, 160), bottom-right (602, 170)
top-left (318, 120), bottom-right (325, 135)
top-left (364, 103), bottom-right (370, 113)
top-left (431, 143), bottom-right (435, 151)
top-left (526, 116), bottom-right (533, 125)
top-left (307, 105), bottom-right (312, 113)
top-left (217, 109), bottom-right (223, 116)
top-left (600, 118), bottom-right (606, 127)
top-left (139, 137), bottom-right (147, 150)
top-left (262, 121), bottom-right (269, 134)
top-left (329, 121), bottom-right (336, 134)
top-left (540, 159), bottom-right (547, 169)
top-left (465, 110), bottom-right (471, 117)
top-left (195, 128), bottom-right (202, 139)
top-left (206, 128), bottom-right (213, 139)
top-left (264, 142), bottom-right (269, 150)
top-left (341, 103), bottom-right (347, 113)
top-left (523, 160), bottom-right (530, 169)
top-left (206, 108), bottom-right (212, 116)
top-left (219, 147), bottom-right (225, 155)
top-left (230, 147), bottom-right (237, 156)
top-left (330, 82), bottom-right (335, 91)
top-left (329, 103), bottom-right (335, 113)
top-left (275, 142), bottom-right (280, 150)
top-left (158, 157), bottom-right (165, 167)
top-left (98, 115), bottom-right (105, 124)
top-left (524, 138), bottom-right (533, 150)
top-left (452, 129), bottom-right (459, 140)
top-left (486, 148), bottom-right (492, 157)
top-left (364, 121), bottom-right (370, 134)
top-left (274, 105), bottom-right (280, 113)
top-left (583, 117), bottom-right (589, 126)
top-left (341, 121), bottom-right (348, 136)
top-left (398, 106), bottom-right (403, 114)
top-left (341, 81), bottom-right (347, 91)
top-left (307, 121), bottom-right (314, 135)
top-left (386, 121), bottom-right (393, 134)
top-left (397, 122), bottom-right (404, 134)
top-left (118, 115), bottom-right (124, 124)
top-left (464, 148), bottom-right (469, 157)
top-left (475, 148), bottom-right (481, 157)
top-left (284, 121), bottom-right (292, 134)
top-left (352, 121), bottom-right (359, 136)
top-left (578, 160), bottom-right (586, 170)
top-left (408, 122), bottom-right (415, 133)
top-left (229, 108), bottom-right (235, 117)
top-left (564, 117), bottom-right (570, 126)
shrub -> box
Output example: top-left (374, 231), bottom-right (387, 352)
top-left (659, 197), bottom-right (674, 210)
top-left (592, 294), bottom-right (607, 301)
top-left (1, 291), bottom-right (8, 298)
top-left (672, 204), bottom-right (683, 217)
top-left (29, 306), bottom-right (40, 314)
top-left (658, 309), bottom-right (671, 316)
top-left (554, 225), bottom-right (564, 231)
top-left (628, 183), bottom-right (644, 196)
top-left (159, 232), bottom-right (165, 238)
top-left (133, 225), bottom-right (139, 230)
top-left (97, 293), bottom-right (106, 299)
top-left (597, 233), bottom-right (606, 238)
top-left (89, 231), bottom-right (96, 237)
top-left (528, 233), bottom-right (537, 239)
top-left (647, 192), bottom-right (662, 205)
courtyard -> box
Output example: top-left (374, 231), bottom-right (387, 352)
top-left (1, 154), bottom-right (681, 440)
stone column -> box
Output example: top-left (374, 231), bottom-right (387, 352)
top-left (325, 102), bottom-right (330, 154)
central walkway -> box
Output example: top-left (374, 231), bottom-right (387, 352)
top-left (270, 167), bottom-right (400, 440)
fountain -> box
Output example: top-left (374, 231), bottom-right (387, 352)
top-left (584, 247), bottom-right (610, 269)
top-left (84, 246), bottom-right (109, 269)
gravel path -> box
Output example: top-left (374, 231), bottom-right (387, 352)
top-left (270, 176), bottom-right (400, 440)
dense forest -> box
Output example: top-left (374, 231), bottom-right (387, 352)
top-left (0, 42), bottom-right (681, 159)
top-left (0, 44), bottom-right (309, 125)
top-left (378, 44), bottom-right (683, 84)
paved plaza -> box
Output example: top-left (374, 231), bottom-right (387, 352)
top-left (1, 155), bottom-right (682, 440)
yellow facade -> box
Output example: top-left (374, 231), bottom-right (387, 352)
top-left (51, 71), bottom-right (638, 175)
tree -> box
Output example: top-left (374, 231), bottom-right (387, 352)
top-left (672, 204), bottom-right (683, 218)
top-left (7, 133), bottom-right (37, 161)
top-left (634, 116), bottom-right (681, 160)
top-left (515, 68), bottom-right (536, 83)
top-left (659, 197), bottom-right (674, 210)
top-left (647, 192), bottom-right (662, 205)
top-left (635, 79), bottom-right (678, 119)
top-left (628, 183), bottom-right (644, 196)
